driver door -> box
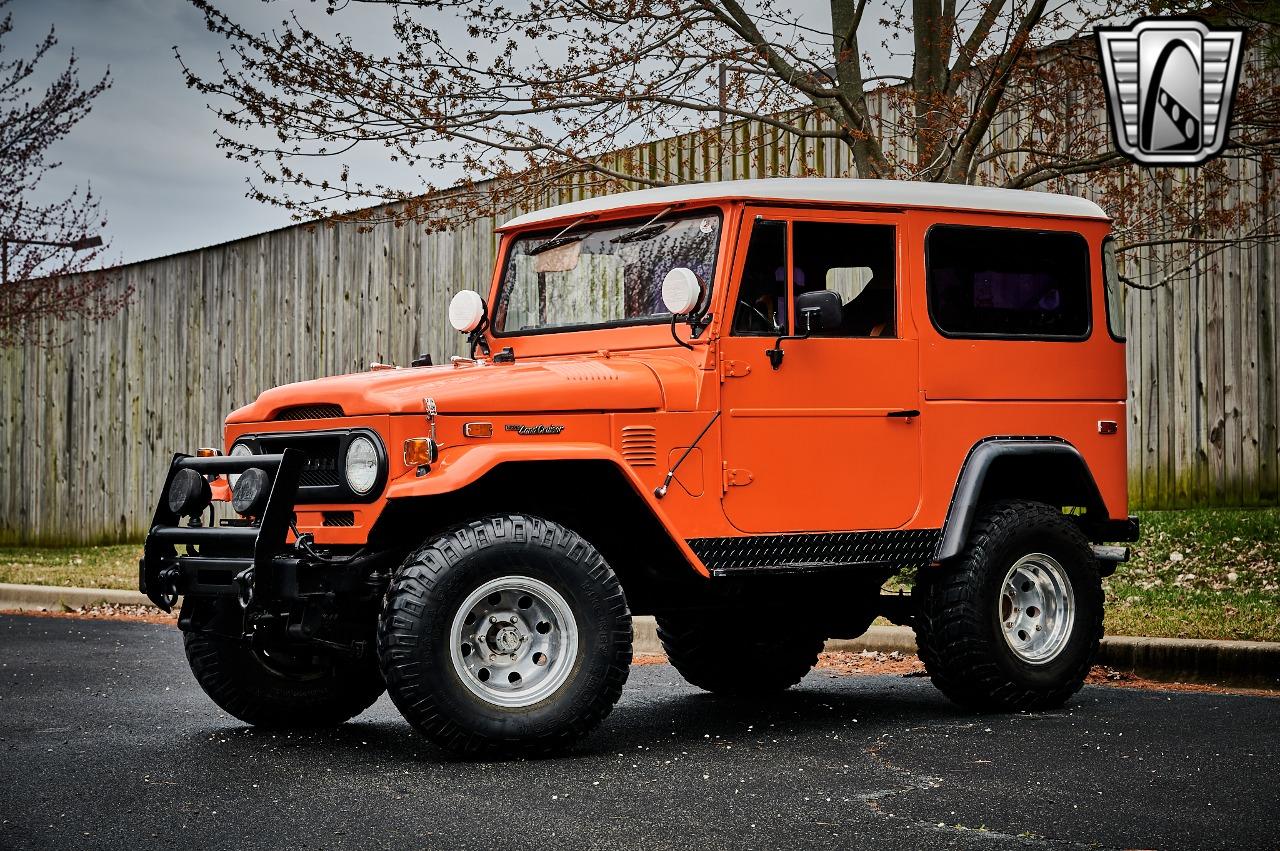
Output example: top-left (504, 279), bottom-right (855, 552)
top-left (717, 207), bottom-right (922, 534)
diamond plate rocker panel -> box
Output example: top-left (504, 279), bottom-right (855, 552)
top-left (689, 528), bottom-right (943, 576)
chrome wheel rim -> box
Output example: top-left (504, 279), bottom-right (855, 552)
top-left (999, 553), bottom-right (1075, 664)
top-left (448, 576), bottom-right (578, 708)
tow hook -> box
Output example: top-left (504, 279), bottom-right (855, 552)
top-left (233, 566), bottom-right (255, 609)
top-left (153, 567), bottom-right (180, 611)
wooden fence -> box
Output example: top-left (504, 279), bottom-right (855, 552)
top-left (1, 91), bottom-right (1277, 544)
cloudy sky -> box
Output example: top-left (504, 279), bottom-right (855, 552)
top-left (10, 0), bottom-right (414, 266)
top-left (12, 0), bottom-right (880, 268)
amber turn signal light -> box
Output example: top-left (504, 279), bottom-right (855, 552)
top-left (463, 422), bottom-right (493, 438)
top-left (403, 438), bottom-right (437, 466)
top-left (196, 447), bottom-right (220, 457)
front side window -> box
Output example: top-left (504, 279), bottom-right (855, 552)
top-left (926, 225), bottom-right (1091, 339)
top-left (731, 218), bottom-right (897, 337)
top-left (793, 221), bottom-right (896, 337)
top-left (494, 211), bottom-right (721, 333)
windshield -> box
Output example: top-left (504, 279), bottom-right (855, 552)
top-left (493, 211), bottom-right (721, 334)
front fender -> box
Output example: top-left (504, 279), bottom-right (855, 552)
top-left (384, 442), bottom-right (711, 577)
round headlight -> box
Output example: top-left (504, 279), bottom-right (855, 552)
top-left (228, 442), bottom-right (254, 487)
top-left (345, 435), bottom-right (379, 495)
top-left (167, 467), bottom-right (212, 518)
top-left (231, 467), bottom-right (270, 517)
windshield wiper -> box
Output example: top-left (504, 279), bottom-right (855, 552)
top-left (527, 215), bottom-right (594, 256)
top-left (610, 206), bottom-right (675, 244)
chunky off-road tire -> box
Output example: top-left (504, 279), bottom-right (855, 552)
top-left (656, 610), bottom-right (824, 696)
top-left (183, 629), bottom-right (385, 728)
top-left (913, 499), bottom-right (1103, 712)
top-left (378, 514), bottom-right (632, 757)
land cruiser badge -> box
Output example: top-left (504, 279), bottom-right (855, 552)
top-left (505, 424), bottom-right (565, 435)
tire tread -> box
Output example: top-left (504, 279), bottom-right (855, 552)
top-left (913, 499), bottom-right (1103, 711)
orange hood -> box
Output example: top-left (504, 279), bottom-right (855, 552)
top-left (226, 356), bottom-right (691, 423)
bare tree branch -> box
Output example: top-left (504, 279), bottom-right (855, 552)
top-left (0, 0), bottom-right (126, 348)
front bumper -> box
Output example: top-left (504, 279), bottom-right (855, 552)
top-left (140, 450), bottom-right (304, 611)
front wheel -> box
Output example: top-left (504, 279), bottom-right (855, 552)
top-left (183, 609), bottom-right (385, 728)
top-left (378, 514), bottom-right (632, 756)
top-left (913, 500), bottom-right (1103, 711)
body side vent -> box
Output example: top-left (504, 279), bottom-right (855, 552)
top-left (620, 425), bottom-right (658, 467)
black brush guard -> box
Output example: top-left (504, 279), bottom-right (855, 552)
top-left (140, 450), bottom-right (303, 612)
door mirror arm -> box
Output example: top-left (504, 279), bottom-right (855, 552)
top-left (766, 290), bottom-right (843, 369)
top-left (765, 307), bottom-right (818, 370)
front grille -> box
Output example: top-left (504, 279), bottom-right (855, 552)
top-left (300, 457), bottom-right (342, 487)
top-left (253, 432), bottom-right (344, 501)
top-left (323, 511), bottom-right (355, 527)
top-left (276, 404), bottom-right (344, 421)
top-left (242, 429), bottom-right (384, 504)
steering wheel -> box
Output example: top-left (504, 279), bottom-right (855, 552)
top-left (736, 299), bottom-right (777, 333)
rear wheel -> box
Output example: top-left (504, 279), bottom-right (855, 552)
top-left (656, 609), bottom-right (824, 696)
top-left (378, 514), bottom-right (632, 756)
top-left (183, 610), bottom-right (384, 728)
top-left (913, 499), bottom-right (1103, 711)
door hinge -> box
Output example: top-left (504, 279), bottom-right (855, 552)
top-left (723, 465), bottom-right (753, 490)
top-left (720, 359), bottom-right (751, 381)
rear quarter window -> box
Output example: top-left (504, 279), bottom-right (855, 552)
top-left (925, 225), bottom-right (1091, 340)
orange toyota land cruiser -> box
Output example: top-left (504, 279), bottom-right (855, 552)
top-left (142, 178), bottom-right (1138, 755)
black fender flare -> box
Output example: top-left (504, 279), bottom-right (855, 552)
top-left (934, 437), bottom-right (1105, 562)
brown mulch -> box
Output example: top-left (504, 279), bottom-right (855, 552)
top-left (1083, 664), bottom-right (1280, 697)
top-left (641, 647), bottom-right (1279, 698)
top-left (11, 603), bottom-right (177, 625)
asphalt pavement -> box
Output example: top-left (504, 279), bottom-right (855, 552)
top-left (1, 614), bottom-right (1277, 851)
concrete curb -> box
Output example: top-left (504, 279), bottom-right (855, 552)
top-left (3, 584), bottom-right (1276, 688)
top-left (0, 583), bottom-right (155, 611)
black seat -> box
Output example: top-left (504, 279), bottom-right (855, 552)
top-left (841, 278), bottom-right (894, 337)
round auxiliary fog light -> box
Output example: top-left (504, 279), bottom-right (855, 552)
top-left (167, 467), bottom-right (212, 518)
top-left (448, 290), bottom-right (486, 333)
top-left (231, 467), bottom-right (271, 517)
top-left (661, 267), bottom-right (702, 316)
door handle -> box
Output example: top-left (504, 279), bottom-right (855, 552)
top-left (886, 409), bottom-right (921, 418)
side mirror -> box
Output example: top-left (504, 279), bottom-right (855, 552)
top-left (795, 289), bottom-right (843, 333)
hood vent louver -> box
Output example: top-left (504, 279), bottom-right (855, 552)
top-left (275, 403), bottom-right (344, 421)
top-left (620, 425), bottom-right (658, 468)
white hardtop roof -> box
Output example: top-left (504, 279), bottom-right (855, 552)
top-left (500, 177), bottom-right (1108, 230)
